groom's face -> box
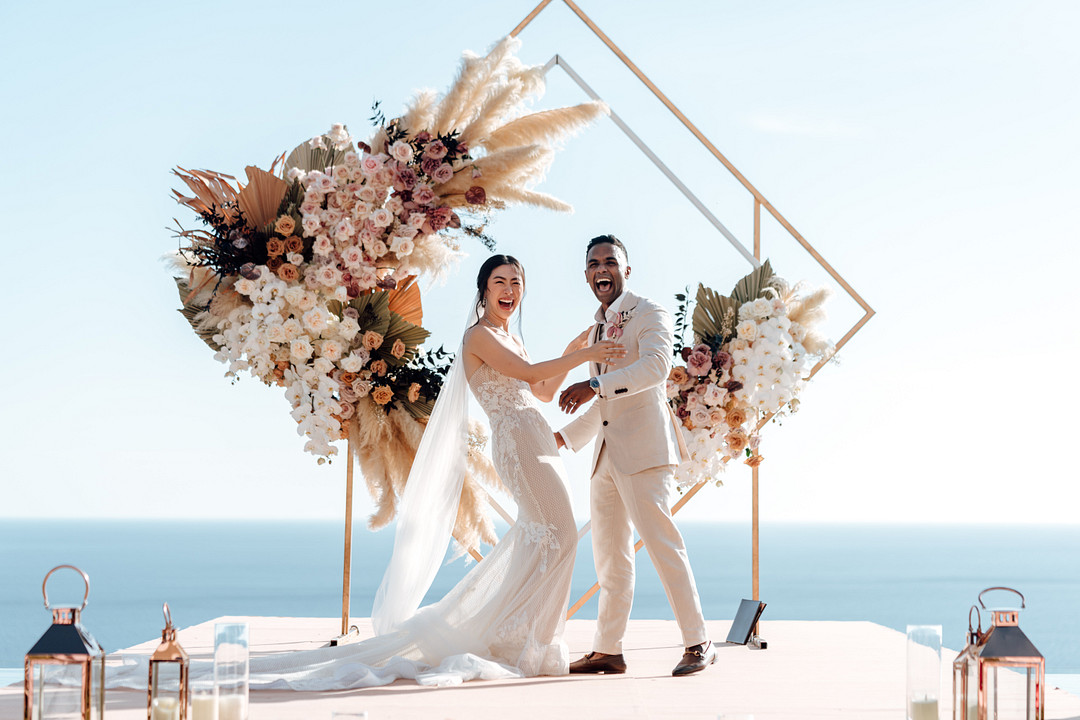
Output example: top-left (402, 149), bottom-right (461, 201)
top-left (585, 243), bottom-right (630, 307)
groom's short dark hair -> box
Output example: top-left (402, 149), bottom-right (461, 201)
top-left (586, 234), bottom-right (628, 263)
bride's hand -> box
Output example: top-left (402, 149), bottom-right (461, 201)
top-left (582, 340), bottom-right (626, 365)
top-left (562, 328), bottom-right (592, 355)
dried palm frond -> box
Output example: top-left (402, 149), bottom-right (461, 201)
top-left (692, 283), bottom-right (738, 343)
top-left (172, 167), bottom-right (241, 221)
top-left (730, 259), bottom-right (775, 307)
top-left (386, 276), bottom-right (423, 326)
top-left (236, 166), bottom-right (288, 230)
top-left (483, 101), bottom-right (609, 153)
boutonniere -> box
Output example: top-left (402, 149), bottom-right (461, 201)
top-left (606, 307), bottom-right (636, 339)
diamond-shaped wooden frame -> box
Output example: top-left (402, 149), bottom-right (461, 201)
top-left (505, 0), bottom-right (876, 620)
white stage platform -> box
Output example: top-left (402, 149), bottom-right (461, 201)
top-left (4, 616), bottom-right (1078, 719)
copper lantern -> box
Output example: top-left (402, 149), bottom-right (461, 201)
top-left (148, 603), bottom-right (189, 720)
top-left (953, 586), bottom-right (1045, 720)
top-left (23, 565), bottom-right (105, 720)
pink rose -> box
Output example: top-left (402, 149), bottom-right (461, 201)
top-left (420, 157), bottom-right (442, 176)
top-left (394, 166), bottom-right (418, 191)
top-left (686, 350), bottom-right (713, 377)
top-left (413, 185), bottom-right (436, 205)
top-left (606, 325), bottom-right (623, 339)
top-left (360, 155), bottom-right (382, 175)
top-left (432, 163), bottom-right (454, 184)
top-left (427, 206), bottom-right (453, 231)
top-left (714, 350), bottom-right (733, 372)
top-left (423, 140), bottom-right (448, 160)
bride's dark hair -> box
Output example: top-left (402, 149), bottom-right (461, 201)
top-left (474, 254), bottom-right (526, 334)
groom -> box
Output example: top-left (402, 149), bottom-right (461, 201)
top-left (555, 235), bottom-right (715, 677)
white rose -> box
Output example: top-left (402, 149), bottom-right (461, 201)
top-left (287, 252), bottom-right (305, 266)
top-left (333, 286), bottom-right (348, 302)
top-left (408, 212), bottom-right (427, 229)
top-left (287, 167), bottom-right (306, 182)
top-left (341, 246), bottom-right (364, 267)
top-left (736, 320), bottom-right (757, 341)
top-left (390, 236), bottom-right (414, 257)
top-left (301, 215), bottom-right (322, 236)
top-left (320, 338), bottom-right (344, 362)
top-left (703, 383), bottom-right (727, 407)
top-left (337, 317), bottom-right (360, 340)
top-left (235, 278), bottom-right (256, 296)
top-left (265, 324), bottom-right (288, 344)
top-left (282, 318), bottom-right (303, 340)
top-left (303, 306), bottom-right (330, 332)
top-left (284, 287), bottom-right (305, 307)
top-left (389, 140), bottom-right (413, 163)
top-left (751, 298), bottom-right (772, 319)
top-left (313, 357), bottom-right (334, 376)
top-left (298, 291), bottom-right (317, 312)
top-left (312, 236), bottom-right (333, 256)
top-left (290, 338), bottom-right (314, 360)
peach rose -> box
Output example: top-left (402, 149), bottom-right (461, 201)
top-left (266, 256), bottom-right (284, 272)
top-left (726, 407), bottom-right (748, 428)
top-left (408, 382), bottom-right (421, 403)
top-left (339, 371), bottom-right (358, 387)
top-left (275, 215), bottom-right (297, 236)
top-left (744, 453), bottom-right (765, 468)
top-left (370, 359), bottom-right (388, 376)
top-left (391, 338), bottom-right (407, 359)
top-left (371, 385), bottom-right (393, 405)
top-left (285, 235), bottom-right (304, 254)
top-left (277, 263), bottom-right (300, 282)
top-left (725, 429), bottom-right (749, 454)
top-left (669, 366), bottom-right (690, 385)
top-left (266, 238), bottom-right (286, 257)
top-left (362, 331), bottom-right (384, 350)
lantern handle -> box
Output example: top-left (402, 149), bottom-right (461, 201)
top-left (41, 564), bottom-right (90, 611)
top-left (978, 586), bottom-right (1025, 610)
top-left (968, 604), bottom-right (982, 634)
top-left (163, 602), bottom-right (173, 629)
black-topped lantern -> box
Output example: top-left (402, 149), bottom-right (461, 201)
top-left (23, 565), bottom-right (105, 720)
top-left (953, 587), bottom-right (1045, 720)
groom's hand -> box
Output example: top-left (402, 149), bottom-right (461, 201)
top-left (559, 381), bottom-right (595, 414)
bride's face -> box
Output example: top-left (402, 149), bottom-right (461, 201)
top-left (484, 263), bottom-right (524, 323)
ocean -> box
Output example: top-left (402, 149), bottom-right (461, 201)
top-left (2, 520), bottom-right (1078, 685)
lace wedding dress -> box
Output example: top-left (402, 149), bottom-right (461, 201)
top-left (239, 363), bottom-right (578, 688)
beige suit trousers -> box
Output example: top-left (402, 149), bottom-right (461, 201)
top-left (590, 445), bottom-right (708, 654)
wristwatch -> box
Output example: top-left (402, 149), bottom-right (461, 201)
top-left (588, 377), bottom-right (601, 395)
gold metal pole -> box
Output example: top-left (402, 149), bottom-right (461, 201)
top-left (752, 465), bottom-right (760, 601)
top-left (510, 0), bottom-right (556, 37)
top-left (341, 426), bottom-right (355, 637)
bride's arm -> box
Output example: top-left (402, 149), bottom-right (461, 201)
top-left (465, 326), bottom-right (623, 395)
top-left (529, 328), bottom-right (592, 402)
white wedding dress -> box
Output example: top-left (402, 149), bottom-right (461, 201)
top-left (244, 363), bottom-right (578, 688)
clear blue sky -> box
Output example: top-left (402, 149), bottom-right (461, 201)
top-left (1, 0), bottom-right (1077, 525)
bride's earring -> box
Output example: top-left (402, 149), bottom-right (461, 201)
top-left (481, 298), bottom-right (487, 307)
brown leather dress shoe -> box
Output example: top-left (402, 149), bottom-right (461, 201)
top-left (672, 640), bottom-right (717, 676)
top-left (569, 651), bottom-right (627, 674)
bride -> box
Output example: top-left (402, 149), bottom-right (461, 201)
top-left (244, 254), bottom-right (625, 689)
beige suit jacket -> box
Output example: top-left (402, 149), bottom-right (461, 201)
top-left (559, 291), bottom-right (690, 476)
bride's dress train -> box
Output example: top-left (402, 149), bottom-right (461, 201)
top-left (247, 363), bottom-right (577, 688)
top-left (87, 363), bottom-right (579, 691)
